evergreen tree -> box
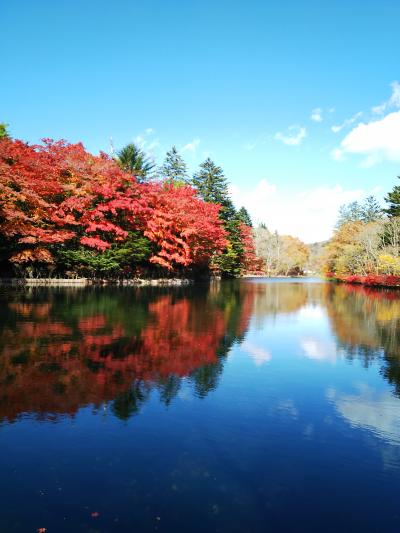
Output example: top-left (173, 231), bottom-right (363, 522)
top-left (191, 158), bottom-right (235, 221)
top-left (361, 195), bottom-right (383, 222)
top-left (336, 201), bottom-right (363, 227)
top-left (159, 145), bottom-right (188, 184)
top-left (0, 123), bottom-right (10, 139)
top-left (116, 143), bottom-right (155, 182)
top-left (237, 206), bottom-right (252, 227)
top-left (385, 177), bottom-right (400, 217)
top-left (191, 158), bottom-right (251, 277)
top-left (337, 196), bottom-right (383, 226)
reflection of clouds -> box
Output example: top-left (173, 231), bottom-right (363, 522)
top-left (300, 337), bottom-right (338, 362)
top-left (242, 341), bottom-right (272, 366)
top-left (298, 305), bottom-right (325, 319)
top-left (328, 385), bottom-right (400, 446)
top-left (276, 399), bottom-right (298, 418)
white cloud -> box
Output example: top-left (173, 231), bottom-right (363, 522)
top-left (333, 110), bottom-right (400, 166)
top-left (329, 385), bottom-right (400, 446)
top-left (331, 111), bottom-right (362, 133)
top-left (134, 128), bottom-right (160, 154)
top-left (300, 336), bottom-right (338, 362)
top-left (229, 179), bottom-right (366, 242)
top-left (241, 341), bottom-right (272, 366)
top-left (372, 80), bottom-right (400, 115)
top-left (182, 138), bottom-right (200, 152)
top-left (275, 125), bottom-right (306, 146)
top-left (311, 108), bottom-right (323, 122)
top-left (243, 141), bottom-right (257, 151)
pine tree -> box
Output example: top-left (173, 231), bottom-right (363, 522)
top-left (337, 196), bottom-right (383, 226)
top-left (237, 206), bottom-right (252, 227)
top-left (191, 158), bottom-right (235, 221)
top-left (116, 143), bottom-right (155, 182)
top-left (159, 146), bottom-right (188, 184)
top-left (385, 177), bottom-right (400, 217)
top-left (361, 195), bottom-right (383, 222)
top-left (0, 123), bottom-right (10, 139)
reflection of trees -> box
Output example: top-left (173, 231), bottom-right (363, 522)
top-left (324, 284), bottom-right (400, 395)
top-left (251, 281), bottom-right (314, 322)
top-left (0, 283), bottom-right (256, 421)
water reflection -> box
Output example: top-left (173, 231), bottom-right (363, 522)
top-left (1, 280), bottom-right (400, 423)
top-left (327, 385), bottom-right (400, 446)
top-left (0, 283), bottom-right (255, 421)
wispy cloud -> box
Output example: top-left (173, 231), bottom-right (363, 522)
top-left (331, 111), bottom-right (362, 133)
top-left (243, 141), bottom-right (257, 151)
top-left (274, 125), bottom-right (306, 146)
top-left (310, 108), bottom-right (323, 122)
top-left (182, 138), bottom-right (200, 152)
top-left (134, 128), bottom-right (160, 154)
top-left (372, 81), bottom-right (400, 115)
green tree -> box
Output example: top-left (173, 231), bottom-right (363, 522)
top-left (337, 196), bottom-right (383, 226)
top-left (159, 145), bottom-right (188, 184)
top-left (337, 201), bottom-right (363, 227)
top-left (116, 143), bottom-right (155, 181)
top-left (385, 176), bottom-right (400, 217)
top-left (57, 232), bottom-right (152, 277)
top-left (0, 123), bottom-right (10, 139)
top-left (361, 196), bottom-right (383, 222)
top-left (191, 158), bottom-right (236, 221)
top-left (237, 206), bottom-right (252, 227)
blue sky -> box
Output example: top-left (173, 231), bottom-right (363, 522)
top-left (2, 0), bottom-right (400, 242)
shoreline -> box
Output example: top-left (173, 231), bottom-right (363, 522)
top-left (0, 274), bottom-right (319, 287)
top-left (0, 278), bottom-right (195, 287)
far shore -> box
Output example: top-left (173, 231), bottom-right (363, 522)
top-left (0, 275), bottom-right (320, 287)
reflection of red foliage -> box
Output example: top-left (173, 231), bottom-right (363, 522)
top-left (0, 287), bottom-right (255, 421)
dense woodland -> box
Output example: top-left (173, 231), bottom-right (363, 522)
top-left (0, 124), bottom-right (315, 279)
top-left (0, 124), bottom-right (261, 279)
top-left (2, 122), bottom-right (399, 285)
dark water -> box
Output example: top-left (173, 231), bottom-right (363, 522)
top-left (1, 280), bottom-right (400, 533)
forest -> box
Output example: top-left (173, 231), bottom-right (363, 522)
top-left (2, 122), bottom-right (399, 286)
top-left (0, 124), bottom-right (259, 279)
top-left (0, 124), bottom-right (311, 280)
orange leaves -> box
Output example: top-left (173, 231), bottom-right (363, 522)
top-left (10, 247), bottom-right (54, 264)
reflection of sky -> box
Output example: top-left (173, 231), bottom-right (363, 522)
top-left (328, 385), bottom-right (400, 446)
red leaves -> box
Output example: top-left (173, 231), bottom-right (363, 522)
top-left (142, 182), bottom-right (227, 269)
top-left (328, 273), bottom-right (400, 288)
top-left (80, 236), bottom-right (111, 251)
top-left (0, 136), bottom-right (228, 272)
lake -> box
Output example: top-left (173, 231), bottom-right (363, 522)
top-left (1, 279), bottom-right (400, 532)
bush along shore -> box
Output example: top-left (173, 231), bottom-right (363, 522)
top-left (325, 273), bottom-right (400, 289)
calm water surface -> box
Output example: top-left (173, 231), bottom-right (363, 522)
top-left (1, 279), bottom-right (400, 532)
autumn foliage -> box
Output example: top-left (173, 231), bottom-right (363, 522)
top-left (0, 137), bottom-right (242, 276)
top-left (0, 283), bottom-right (256, 421)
